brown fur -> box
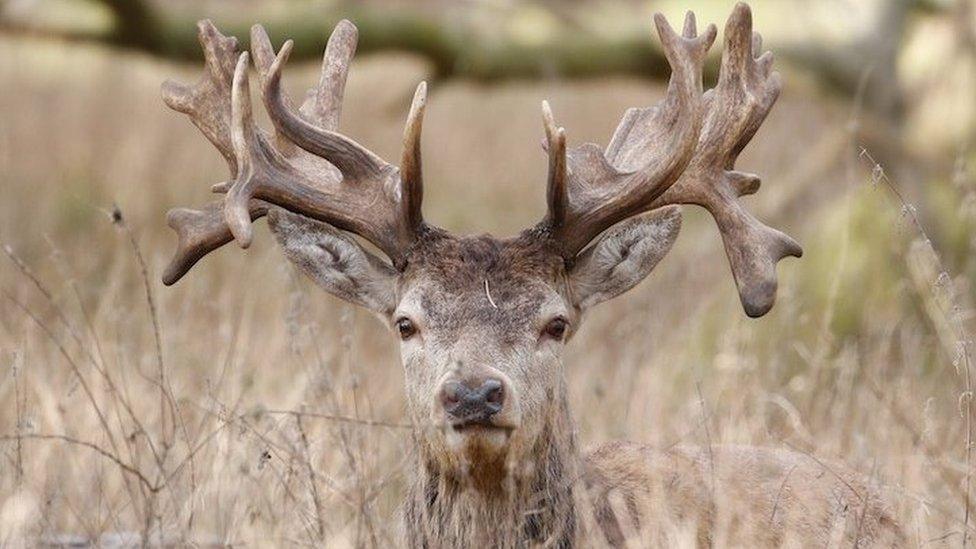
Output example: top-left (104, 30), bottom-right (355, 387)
top-left (584, 442), bottom-right (905, 547)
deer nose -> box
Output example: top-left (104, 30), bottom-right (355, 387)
top-left (440, 378), bottom-right (505, 424)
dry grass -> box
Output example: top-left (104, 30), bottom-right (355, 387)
top-left (0, 28), bottom-right (974, 547)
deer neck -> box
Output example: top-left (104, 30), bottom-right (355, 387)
top-left (403, 389), bottom-right (583, 547)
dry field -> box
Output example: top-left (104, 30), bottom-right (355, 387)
top-left (0, 14), bottom-right (975, 547)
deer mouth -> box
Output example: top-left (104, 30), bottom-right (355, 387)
top-left (450, 418), bottom-right (514, 433)
top-left (446, 418), bottom-right (515, 457)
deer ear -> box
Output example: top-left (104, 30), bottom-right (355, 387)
top-left (268, 208), bottom-right (398, 316)
top-left (568, 206), bottom-right (681, 310)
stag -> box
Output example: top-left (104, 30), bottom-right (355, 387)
top-left (161, 3), bottom-right (904, 546)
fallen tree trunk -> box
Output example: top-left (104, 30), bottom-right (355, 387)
top-left (0, 0), bottom-right (956, 102)
top-left (0, 1), bottom-right (681, 82)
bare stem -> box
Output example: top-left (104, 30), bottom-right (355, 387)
top-left (859, 147), bottom-right (975, 544)
top-left (0, 434), bottom-right (155, 491)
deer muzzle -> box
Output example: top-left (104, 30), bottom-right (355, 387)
top-left (440, 377), bottom-right (505, 429)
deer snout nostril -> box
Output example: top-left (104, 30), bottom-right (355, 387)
top-left (480, 379), bottom-right (504, 413)
top-left (440, 380), bottom-right (466, 411)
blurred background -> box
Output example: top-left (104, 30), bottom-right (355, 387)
top-left (1, 0), bottom-right (975, 546)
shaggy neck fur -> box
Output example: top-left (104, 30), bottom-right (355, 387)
top-left (402, 388), bottom-right (583, 548)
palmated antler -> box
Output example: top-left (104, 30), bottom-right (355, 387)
top-left (541, 12), bottom-right (716, 255)
top-left (541, 3), bottom-right (801, 317)
top-left (160, 19), bottom-right (427, 285)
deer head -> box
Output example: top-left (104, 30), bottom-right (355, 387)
top-left (162, 2), bottom-right (800, 500)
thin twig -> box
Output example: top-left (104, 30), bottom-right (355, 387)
top-left (779, 439), bottom-right (865, 504)
top-left (0, 434), bottom-right (155, 491)
top-left (113, 207), bottom-right (175, 447)
top-left (769, 464), bottom-right (798, 525)
top-left (13, 352), bottom-right (24, 485)
top-left (295, 412), bottom-right (327, 541)
top-left (263, 409), bottom-right (411, 430)
top-left (695, 381), bottom-right (715, 502)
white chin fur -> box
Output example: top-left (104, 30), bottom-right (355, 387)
top-left (446, 426), bottom-right (511, 456)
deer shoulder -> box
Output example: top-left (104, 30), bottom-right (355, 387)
top-left (584, 440), bottom-right (906, 547)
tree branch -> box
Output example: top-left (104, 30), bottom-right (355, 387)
top-left (94, 0), bottom-right (164, 52)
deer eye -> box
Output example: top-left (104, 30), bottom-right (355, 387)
top-left (395, 317), bottom-right (417, 340)
top-left (543, 317), bottom-right (569, 341)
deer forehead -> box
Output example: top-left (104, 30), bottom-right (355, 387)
top-left (396, 234), bottom-right (571, 339)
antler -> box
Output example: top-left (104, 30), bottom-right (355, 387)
top-left (160, 20), bottom-right (427, 285)
top-left (541, 3), bottom-right (801, 317)
top-left (541, 11), bottom-right (715, 256)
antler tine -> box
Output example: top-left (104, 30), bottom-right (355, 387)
top-left (541, 101), bottom-right (567, 230)
top-left (400, 82), bottom-right (427, 233)
top-left (682, 11), bottom-right (698, 38)
top-left (261, 40), bottom-right (387, 180)
top-left (224, 52), bottom-right (262, 247)
top-left (249, 24), bottom-right (276, 74)
top-left (303, 19), bottom-right (358, 130)
top-left (247, 24), bottom-right (296, 158)
top-left (162, 201), bottom-right (268, 286)
top-left (539, 11), bottom-right (715, 258)
top-left (649, 2), bottom-right (802, 317)
top-left (719, 3), bottom-right (781, 159)
top-left (626, 12), bottom-right (714, 188)
top-left (161, 20), bottom-right (239, 170)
